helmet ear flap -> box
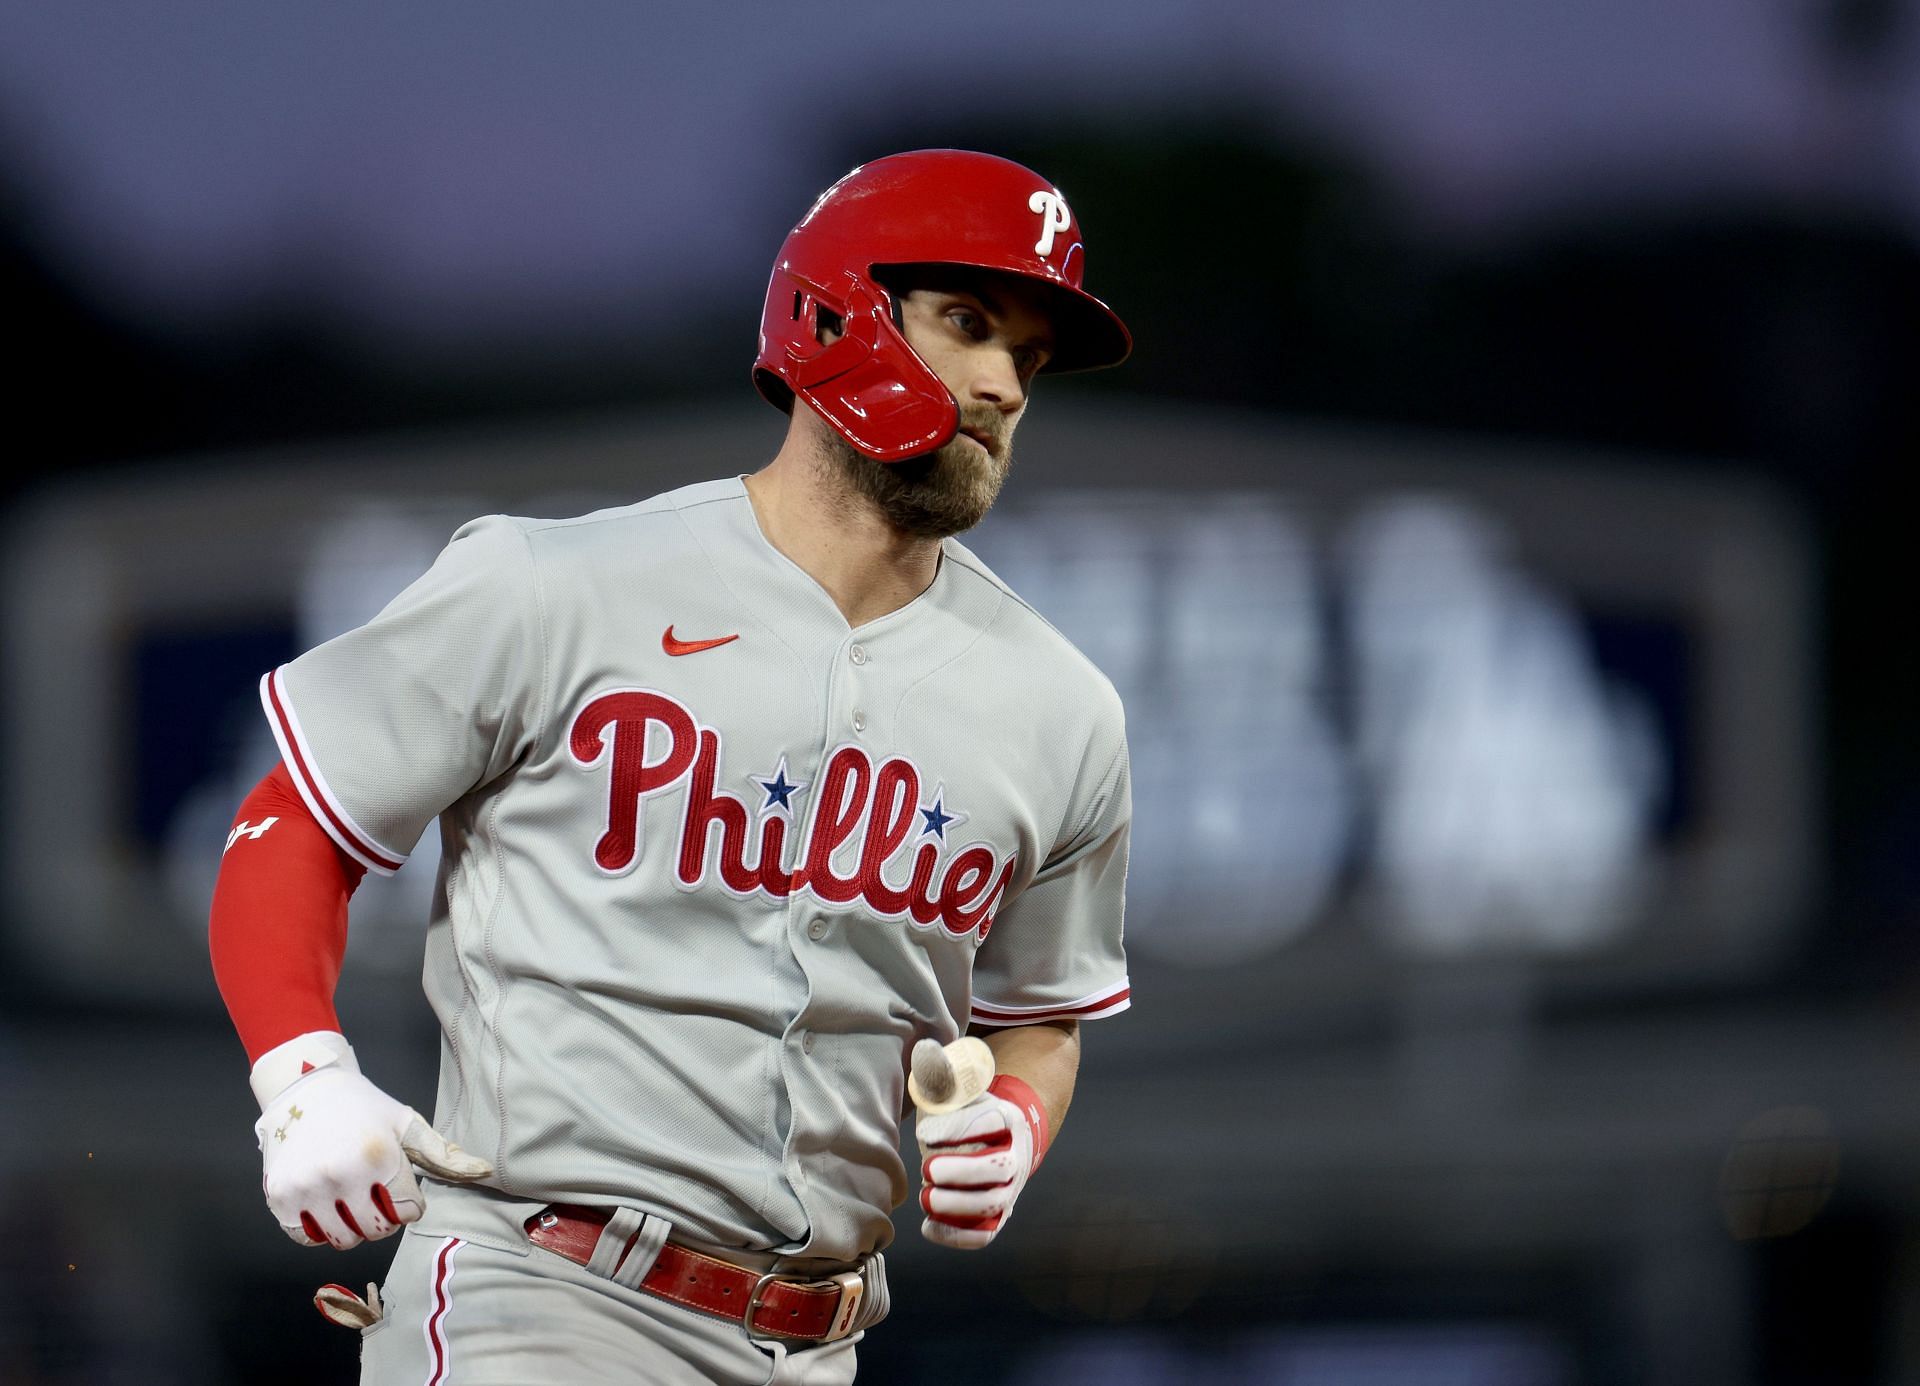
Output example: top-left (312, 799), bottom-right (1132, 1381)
top-left (785, 277), bottom-right (881, 387)
top-left (789, 288), bottom-right (842, 353)
top-left (789, 278), bottom-right (958, 461)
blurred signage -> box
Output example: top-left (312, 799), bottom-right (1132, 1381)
top-left (0, 402), bottom-right (1814, 1006)
top-left (969, 491), bottom-right (1668, 964)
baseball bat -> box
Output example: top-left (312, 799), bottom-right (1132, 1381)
top-left (908, 1036), bottom-right (995, 1115)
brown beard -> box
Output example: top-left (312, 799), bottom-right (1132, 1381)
top-left (822, 420), bottom-right (1012, 538)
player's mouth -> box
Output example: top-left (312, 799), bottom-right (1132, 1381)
top-left (959, 426), bottom-right (1001, 459)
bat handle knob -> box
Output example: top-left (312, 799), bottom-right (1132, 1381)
top-left (908, 1035), bottom-right (996, 1115)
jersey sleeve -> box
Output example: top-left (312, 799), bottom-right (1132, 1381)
top-left (259, 514), bottom-right (546, 875)
top-left (969, 712), bottom-right (1132, 1027)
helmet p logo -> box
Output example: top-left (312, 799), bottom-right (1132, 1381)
top-left (1028, 190), bottom-right (1072, 258)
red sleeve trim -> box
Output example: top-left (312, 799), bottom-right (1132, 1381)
top-left (970, 982), bottom-right (1131, 1026)
top-left (260, 667), bottom-right (405, 875)
top-left (209, 761), bottom-right (369, 1062)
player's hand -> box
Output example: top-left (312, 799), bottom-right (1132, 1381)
top-left (255, 1064), bottom-right (491, 1250)
top-left (915, 1077), bottom-right (1048, 1251)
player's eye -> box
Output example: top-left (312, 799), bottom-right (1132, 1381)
top-left (946, 307), bottom-right (986, 339)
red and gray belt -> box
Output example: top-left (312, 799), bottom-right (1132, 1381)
top-left (525, 1203), bottom-right (875, 1343)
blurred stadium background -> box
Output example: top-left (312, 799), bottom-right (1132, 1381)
top-left (1, 3), bottom-right (1916, 1382)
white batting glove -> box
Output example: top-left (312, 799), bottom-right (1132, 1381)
top-left (916, 1074), bottom-right (1050, 1251)
top-left (252, 1032), bottom-right (491, 1250)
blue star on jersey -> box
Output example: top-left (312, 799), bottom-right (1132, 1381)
top-left (919, 787), bottom-right (968, 842)
top-left (751, 757), bottom-right (806, 814)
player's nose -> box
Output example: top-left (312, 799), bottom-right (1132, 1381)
top-left (965, 347), bottom-right (1026, 414)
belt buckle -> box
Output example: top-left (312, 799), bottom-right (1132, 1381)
top-left (744, 1269), bottom-right (866, 1343)
top-left (744, 1272), bottom-right (783, 1341)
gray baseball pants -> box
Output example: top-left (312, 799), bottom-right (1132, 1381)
top-left (355, 1182), bottom-right (881, 1385)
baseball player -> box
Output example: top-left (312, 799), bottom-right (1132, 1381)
top-left (208, 149), bottom-right (1133, 1385)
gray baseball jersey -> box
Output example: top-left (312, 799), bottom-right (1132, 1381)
top-left (259, 477), bottom-right (1130, 1263)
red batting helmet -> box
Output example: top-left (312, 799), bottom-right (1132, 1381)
top-left (753, 149), bottom-right (1132, 462)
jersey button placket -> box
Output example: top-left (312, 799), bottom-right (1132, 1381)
top-left (847, 640), bottom-right (869, 736)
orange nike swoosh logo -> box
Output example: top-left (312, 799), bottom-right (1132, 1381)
top-left (662, 625), bottom-right (740, 656)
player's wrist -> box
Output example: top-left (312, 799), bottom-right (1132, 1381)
top-left (249, 1030), bottom-right (358, 1112)
top-left (986, 1073), bottom-right (1050, 1172)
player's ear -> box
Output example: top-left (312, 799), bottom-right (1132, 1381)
top-left (815, 306), bottom-right (843, 346)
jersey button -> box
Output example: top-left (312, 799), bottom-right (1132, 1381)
top-left (849, 644), bottom-right (868, 665)
top-left (807, 917), bottom-right (828, 941)
top-left (801, 1031), bottom-right (816, 1055)
top-left (851, 709), bottom-right (867, 733)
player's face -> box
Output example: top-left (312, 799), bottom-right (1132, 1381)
top-left (895, 278), bottom-right (1053, 442)
top-left (824, 275), bottom-right (1056, 538)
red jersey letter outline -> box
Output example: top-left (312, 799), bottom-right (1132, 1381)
top-left (571, 691), bottom-right (1017, 937)
top-left (570, 690), bottom-right (700, 875)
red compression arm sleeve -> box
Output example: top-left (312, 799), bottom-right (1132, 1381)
top-left (209, 762), bottom-right (368, 1062)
